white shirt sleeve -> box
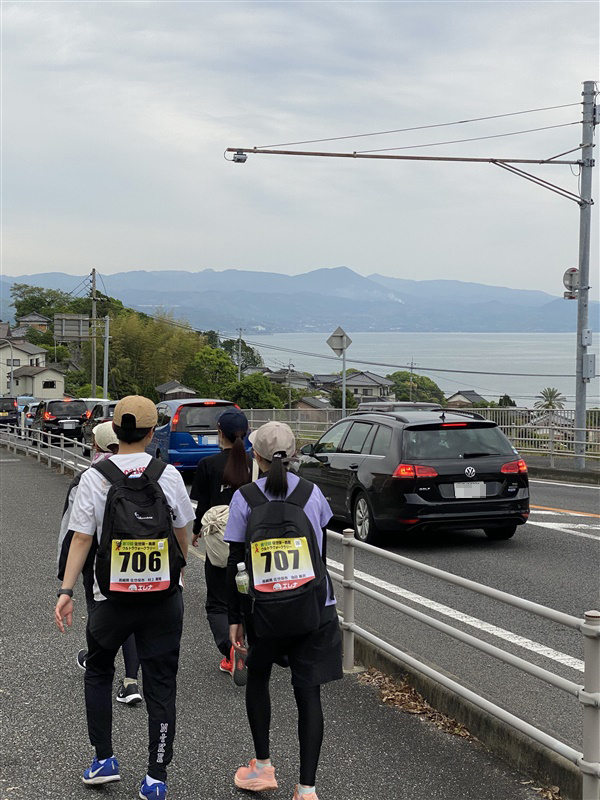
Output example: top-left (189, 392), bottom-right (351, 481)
top-left (167, 467), bottom-right (196, 527)
top-left (67, 470), bottom-right (98, 536)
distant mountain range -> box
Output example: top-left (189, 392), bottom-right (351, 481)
top-left (1, 266), bottom-right (598, 334)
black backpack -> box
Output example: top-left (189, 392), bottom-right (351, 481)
top-left (57, 473), bottom-right (96, 601)
top-left (93, 458), bottom-right (185, 600)
top-left (240, 477), bottom-right (329, 638)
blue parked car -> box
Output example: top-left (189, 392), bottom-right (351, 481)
top-left (146, 398), bottom-right (246, 472)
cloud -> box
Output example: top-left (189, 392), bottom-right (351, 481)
top-left (2, 1), bottom-right (597, 294)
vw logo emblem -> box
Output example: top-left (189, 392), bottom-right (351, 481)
top-left (465, 466), bottom-right (476, 479)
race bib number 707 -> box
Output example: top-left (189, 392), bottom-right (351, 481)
top-left (251, 536), bottom-right (315, 593)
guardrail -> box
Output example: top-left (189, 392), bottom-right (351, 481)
top-left (0, 424), bottom-right (91, 474)
top-left (327, 527), bottom-right (600, 799)
top-left (245, 408), bottom-right (600, 464)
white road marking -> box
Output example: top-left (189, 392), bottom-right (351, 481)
top-left (525, 521), bottom-right (600, 541)
top-left (530, 479), bottom-right (600, 490)
top-left (0, 458), bottom-right (20, 462)
top-left (326, 557), bottom-right (584, 672)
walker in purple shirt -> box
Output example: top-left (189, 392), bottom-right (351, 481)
top-left (224, 473), bottom-right (336, 606)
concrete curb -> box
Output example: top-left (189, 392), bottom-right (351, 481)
top-left (353, 634), bottom-right (583, 800)
top-left (528, 465), bottom-right (600, 486)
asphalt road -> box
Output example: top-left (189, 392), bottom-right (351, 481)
top-left (0, 452), bottom-right (544, 800)
top-left (326, 476), bottom-right (600, 751)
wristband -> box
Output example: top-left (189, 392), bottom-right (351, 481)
top-left (57, 588), bottom-right (74, 598)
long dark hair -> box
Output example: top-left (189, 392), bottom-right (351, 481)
top-left (222, 429), bottom-right (250, 490)
top-left (264, 452), bottom-right (288, 497)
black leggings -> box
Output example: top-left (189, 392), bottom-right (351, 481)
top-left (246, 666), bottom-right (324, 786)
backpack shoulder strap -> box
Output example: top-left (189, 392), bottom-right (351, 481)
top-left (286, 476), bottom-right (314, 509)
top-left (92, 459), bottom-right (126, 484)
top-left (240, 482), bottom-right (268, 509)
top-left (143, 457), bottom-right (168, 483)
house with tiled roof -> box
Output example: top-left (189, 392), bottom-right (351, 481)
top-left (445, 390), bottom-right (487, 407)
top-left (155, 380), bottom-right (197, 402)
top-left (11, 365), bottom-right (65, 399)
top-left (331, 370), bottom-right (395, 402)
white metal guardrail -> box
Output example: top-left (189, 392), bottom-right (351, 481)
top-left (327, 527), bottom-right (600, 799)
top-left (246, 408), bottom-right (600, 464)
top-left (2, 423), bottom-right (598, 796)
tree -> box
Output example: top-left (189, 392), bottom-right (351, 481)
top-left (498, 394), bottom-right (517, 407)
top-left (224, 373), bottom-right (283, 409)
top-left (386, 371), bottom-right (445, 404)
top-left (534, 387), bottom-right (566, 410)
top-left (183, 346), bottom-right (237, 397)
top-left (330, 388), bottom-right (358, 409)
top-left (221, 338), bottom-right (264, 373)
top-left (10, 284), bottom-right (72, 319)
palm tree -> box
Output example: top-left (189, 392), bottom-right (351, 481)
top-left (534, 387), bottom-right (566, 410)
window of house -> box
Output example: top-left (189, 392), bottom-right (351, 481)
top-left (7, 358), bottom-right (20, 366)
top-left (363, 388), bottom-right (373, 397)
top-left (42, 380), bottom-right (56, 389)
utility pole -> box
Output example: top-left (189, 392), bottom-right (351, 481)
top-left (103, 315), bottom-right (110, 400)
top-left (91, 268), bottom-right (97, 398)
top-left (574, 81), bottom-right (597, 469)
top-left (287, 360), bottom-right (294, 410)
top-left (237, 328), bottom-right (244, 382)
top-left (409, 358), bottom-right (416, 402)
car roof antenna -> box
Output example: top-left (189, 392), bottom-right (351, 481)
top-left (440, 410), bottom-right (446, 422)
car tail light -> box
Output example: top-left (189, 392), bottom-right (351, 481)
top-left (84, 410), bottom-right (92, 419)
top-left (501, 459), bottom-right (528, 474)
top-left (203, 401), bottom-right (216, 405)
top-left (13, 400), bottom-right (17, 409)
top-left (43, 411), bottom-right (56, 420)
top-left (171, 406), bottom-right (183, 431)
top-left (441, 422), bottom-right (467, 427)
top-left (393, 464), bottom-right (438, 478)
top-left (234, 404), bottom-right (241, 410)
top-left (398, 518), bottom-right (419, 524)
top-left (26, 412), bottom-right (34, 419)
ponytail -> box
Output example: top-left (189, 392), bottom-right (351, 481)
top-left (222, 431), bottom-right (250, 490)
top-left (264, 452), bottom-right (288, 497)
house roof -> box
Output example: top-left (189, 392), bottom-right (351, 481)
top-left (311, 374), bottom-right (339, 384)
top-left (297, 396), bottom-right (332, 410)
top-left (9, 326), bottom-right (31, 338)
top-left (155, 380), bottom-right (196, 394)
top-left (332, 371), bottom-right (394, 387)
top-left (15, 312), bottom-right (51, 323)
top-left (0, 340), bottom-right (46, 356)
top-left (0, 322), bottom-right (12, 340)
top-left (12, 365), bottom-right (63, 378)
top-left (446, 390), bottom-right (487, 404)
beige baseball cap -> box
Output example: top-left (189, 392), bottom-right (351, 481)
top-left (92, 421), bottom-right (119, 452)
top-left (113, 395), bottom-right (158, 429)
top-left (249, 421), bottom-right (296, 461)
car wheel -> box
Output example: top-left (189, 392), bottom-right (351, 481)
top-left (484, 524), bottom-right (517, 540)
top-left (353, 492), bottom-right (379, 545)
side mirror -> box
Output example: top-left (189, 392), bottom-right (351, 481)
top-left (300, 443), bottom-right (314, 456)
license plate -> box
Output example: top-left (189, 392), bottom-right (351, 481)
top-left (0, 412), bottom-right (7, 417)
top-left (193, 435), bottom-right (218, 445)
top-left (61, 421), bottom-right (77, 429)
top-left (454, 481), bottom-right (486, 499)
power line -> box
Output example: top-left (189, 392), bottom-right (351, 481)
top-left (258, 103), bottom-right (580, 149)
top-left (356, 122), bottom-right (579, 155)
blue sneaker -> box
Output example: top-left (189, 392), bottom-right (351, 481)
top-left (139, 777), bottom-right (167, 800)
top-left (81, 756), bottom-right (120, 785)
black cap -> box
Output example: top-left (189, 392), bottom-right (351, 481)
top-left (217, 408), bottom-right (249, 440)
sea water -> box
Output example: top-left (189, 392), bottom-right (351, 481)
top-left (249, 332), bottom-right (600, 409)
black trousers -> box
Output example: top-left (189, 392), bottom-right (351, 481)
top-left (205, 557), bottom-right (231, 658)
top-left (85, 589), bottom-right (184, 781)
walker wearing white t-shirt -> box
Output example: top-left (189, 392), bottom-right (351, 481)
top-left (54, 394), bottom-right (195, 799)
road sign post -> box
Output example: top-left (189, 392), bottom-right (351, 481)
top-left (327, 326), bottom-right (352, 416)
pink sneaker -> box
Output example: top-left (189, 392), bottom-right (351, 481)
top-left (234, 759), bottom-right (278, 791)
top-left (292, 786), bottom-right (319, 800)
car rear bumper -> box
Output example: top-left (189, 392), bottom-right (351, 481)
top-left (374, 495), bottom-right (529, 531)
top-left (168, 446), bottom-right (222, 470)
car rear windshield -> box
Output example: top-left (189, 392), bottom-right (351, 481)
top-left (0, 398), bottom-right (17, 411)
top-left (47, 400), bottom-right (88, 417)
top-left (403, 424), bottom-right (515, 460)
top-left (178, 404), bottom-right (233, 431)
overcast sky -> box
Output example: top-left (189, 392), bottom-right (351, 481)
top-left (2, 1), bottom-right (598, 293)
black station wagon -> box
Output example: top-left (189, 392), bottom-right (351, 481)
top-left (294, 410), bottom-right (529, 543)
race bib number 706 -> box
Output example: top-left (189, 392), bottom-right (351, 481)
top-left (251, 536), bottom-right (315, 593)
top-left (110, 538), bottom-right (170, 593)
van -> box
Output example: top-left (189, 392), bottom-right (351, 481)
top-left (146, 399), bottom-right (246, 472)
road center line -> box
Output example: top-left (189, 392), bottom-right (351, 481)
top-left (530, 479), bottom-right (600, 490)
top-left (525, 521), bottom-right (599, 540)
top-left (530, 504), bottom-right (600, 518)
top-left (326, 557), bottom-right (584, 672)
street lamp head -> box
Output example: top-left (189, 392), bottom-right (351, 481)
top-left (232, 150), bottom-right (248, 163)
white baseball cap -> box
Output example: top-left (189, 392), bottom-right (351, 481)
top-left (92, 421), bottom-right (119, 452)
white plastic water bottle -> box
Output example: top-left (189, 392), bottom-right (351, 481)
top-left (235, 562), bottom-right (250, 594)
